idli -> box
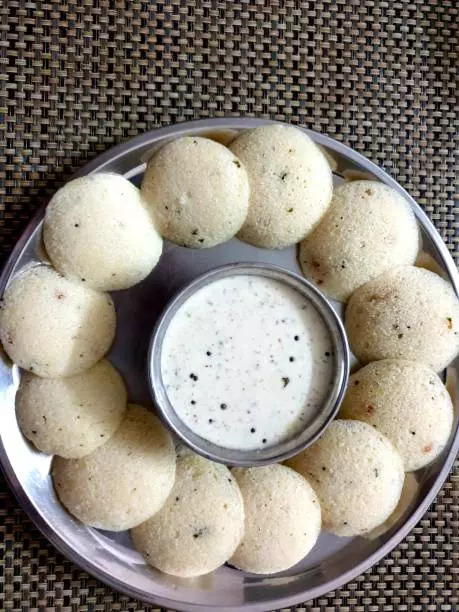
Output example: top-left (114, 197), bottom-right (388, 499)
top-left (0, 265), bottom-right (116, 377)
top-left (16, 360), bottom-right (127, 458)
top-left (131, 449), bottom-right (244, 577)
top-left (141, 136), bottom-right (249, 248)
top-left (230, 464), bottom-right (321, 574)
top-left (299, 181), bottom-right (420, 301)
top-left (340, 360), bottom-right (454, 471)
top-left (53, 404), bottom-right (176, 531)
top-left (44, 173), bottom-right (163, 291)
top-left (345, 266), bottom-right (459, 372)
top-left (287, 420), bottom-right (404, 536)
top-left (228, 124), bottom-right (333, 248)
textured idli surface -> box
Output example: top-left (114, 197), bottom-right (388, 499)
top-left (340, 360), bottom-right (454, 472)
top-left (299, 181), bottom-right (420, 301)
top-left (131, 449), bottom-right (244, 577)
top-left (230, 464), bottom-right (321, 574)
top-left (287, 420), bottom-right (404, 536)
top-left (44, 173), bottom-right (163, 291)
top-left (141, 136), bottom-right (249, 248)
top-left (53, 404), bottom-right (176, 531)
top-left (228, 124), bottom-right (333, 248)
top-left (0, 265), bottom-right (116, 377)
top-left (345, 266), bottom-right (459, 372)
top-left (16, 360), bottom-right (127, 458)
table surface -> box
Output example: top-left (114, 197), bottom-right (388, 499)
top-left (0, 1), bottom-right (457, 610)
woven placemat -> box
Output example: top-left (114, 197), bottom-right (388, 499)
top-left (0, 1), bottom-right (457, 610)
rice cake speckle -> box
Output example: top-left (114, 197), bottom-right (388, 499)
top-left (0, 265), bottom-right (116, 377)
top-left (53, 404), bottom-right (176, 531)
top-left (44, 174), bottom-right (163, 291)
top-left (299, 181), bottom-right (420, 301)
top-left (141, 136), bottom-right (249, 248)
top-left (345, 266), bottom-right (459, 372)
top-left (131, 449), bottom-right (244, 577)
top-left (16, 360), bottom-right (127, 458)
top-left (287, 420), bottom-right (404, 536)
top-left (229, 124), bottom-right (333, 248)
top-left (230, 464), bottom-right (321, 574)
top-left (340, 359), bottom-right (454, 471)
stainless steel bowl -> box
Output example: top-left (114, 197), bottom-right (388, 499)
top-left (0, 118), bottom-right (457, 611)
top-left (149, 262), bottom-right (349, 467)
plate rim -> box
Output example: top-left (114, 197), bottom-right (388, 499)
top-left (1, 117), bottom-right (458, 612)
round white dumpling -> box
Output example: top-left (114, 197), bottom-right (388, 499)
top-left (345, 266), bottom-right (459, 372)
top-left (53, 404), bottom-right (176, 531)
top-left (287, 420), bottom-right (404, 536)
top-left (228, 124), bottom-right (333, 248)
top-left (16, 360), bottom-right (127, 458)
top-left (230, 464), bottom-right (321, 574)
top-left (141, 136), bottom-right (249, 248)
top-left (0, 265), bottom-right (116, 377)
top-left (44, 173), bottom-right (163, 291)
top-left (131, 449), bottom-right (244, 577)
top-left (340, 360), bottom-right (454, 471)
top-left (299, 181), bottom-right (420, 301)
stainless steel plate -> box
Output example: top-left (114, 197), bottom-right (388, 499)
top-left (0, 118), bottom-right (457, 612)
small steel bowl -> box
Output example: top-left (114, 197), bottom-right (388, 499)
top-left (148, 262), bottom-right (350, 466)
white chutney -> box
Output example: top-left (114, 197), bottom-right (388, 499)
top-left (161, 274), bottom-right (334, 451)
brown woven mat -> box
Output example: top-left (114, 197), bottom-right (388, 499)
top-left (0, 1), bottom-right (458, 610)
